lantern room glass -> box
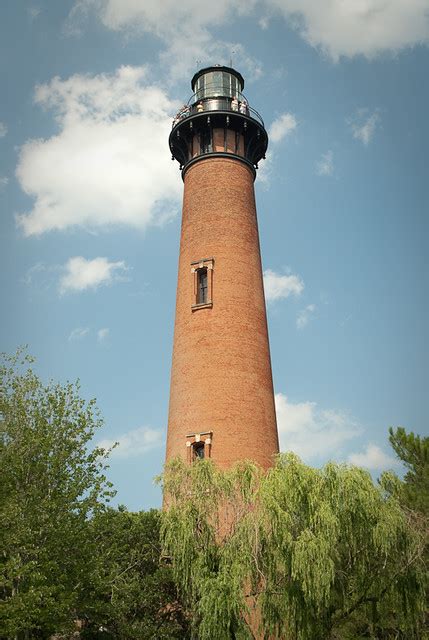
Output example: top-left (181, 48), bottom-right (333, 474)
top-left (194, 71), bottom-right (241, 101)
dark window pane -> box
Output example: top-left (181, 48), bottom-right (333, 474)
top-left (194, 443), bottom-right (205, 459)
top-left (200, 130), bottom-right (212, 154)
top-left (197, 268), bottom-right (208, 304)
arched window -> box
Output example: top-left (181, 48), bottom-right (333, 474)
top-left (193, 442), bottom-right (205, 460)
top-left (186, 432), bottom-right (212, 463)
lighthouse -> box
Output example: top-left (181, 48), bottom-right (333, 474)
top-left (166, 66), bottom-right (279, 470)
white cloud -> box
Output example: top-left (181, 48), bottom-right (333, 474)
top-left (98, 425), bottom-right (163, 458)
top-left (258, 112), bottom-right (297, 185)
top-left (263, 268), bottom-right (304, 302)
top-left (0, 122), bottom-right (7, 138)
top-left (275, 393), bottom-right (360, 461)
top-left (348, 444), bottom-right (398, 470)
top-left (349, 109), bottom-right (380, 146)
top-left (22, 262), bottom-right (48, 286)
top-left (0, 176), bottom-right (9, 190)
top-left (28, 6), bottom-right (41, 20)
top-left (316, 150), bottom-right (333, 176)
top-left (59, 256), bottom-right (128, 294)
top-left (71, 0), bottom-right (429, 65)
top-left (71, 0), bottom-right (255, 34)
top-left (15, 65), bottom-right (182, 236)
top-left (296, 303), bottom-right (316, 329)
top-left (68, 326), bottom-right (90, 341)
top-left (68, 1), bottom-right (261, 80)
top-left (69, 326), bottom-right (112, 342)
top-left (159, 35), bottom-right (262, 83)
top-left (97, 327), bottom-right (110, 342)
top-left (268, 112), bottom-right (297, 144)
top-left (259, 16), bottom-right (270, 30)
top-left (264, 0), bottom-right (429, 60)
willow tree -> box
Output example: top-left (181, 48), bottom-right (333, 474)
top-left (161, 455), bottom-right (427, 640)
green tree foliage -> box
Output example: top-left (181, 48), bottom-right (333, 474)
top-left (2, 350), bottom-right (426, 639)
top-left (161, 455), bottom-right (427, 640)
top-left (382, 427), bottom-right (429, 637)
top-left (82, 507), bottom-right (189, 639)
top-left (388, 426), bottom-right (429, 515)
top-left (0, 351), bottom-right (189, 640)
top-left (0, 350), bottom-right (115, 638)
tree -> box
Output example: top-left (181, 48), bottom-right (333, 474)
top-left (383, 427), bottom-right (429, 638)
top-left (81, 507), bottom-right (189, 639)
top-left (0, 350), bottom-right (115, 638)
top-left (388, 426), bottom-right (429, 515)
top-left (161, 455), bottom-right (427, 640)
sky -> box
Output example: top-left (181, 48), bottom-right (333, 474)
top-left (1, 0), bottom-right (428, 510)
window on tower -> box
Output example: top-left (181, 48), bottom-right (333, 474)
top-left (186, 432), bottom-right (212, 463)
top-left (193, 442), bottom-right (205, 460)
top-left (191, 258), bottom-right (214, 310)
top-left (200, 129), bottom-right (212, 154)
top-left (197, 268), bottom-right (208, 304)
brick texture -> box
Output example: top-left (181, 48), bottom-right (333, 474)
top-left (166, 156), bottom-right (279, 470)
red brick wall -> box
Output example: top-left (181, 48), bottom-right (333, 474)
top-left (166, 156), bottom-right (279, 470)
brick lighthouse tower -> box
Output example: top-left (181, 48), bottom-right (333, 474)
top-left (166, 66), bottom-right (279, 470)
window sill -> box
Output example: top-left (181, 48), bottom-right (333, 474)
top-left (192, 301), bottom-right (213, 311)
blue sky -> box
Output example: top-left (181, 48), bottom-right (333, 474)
top-left (1, 1), bottom-right (428, 510)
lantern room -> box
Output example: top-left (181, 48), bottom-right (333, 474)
top-left (191, 66), bottom-right (245, 102)
top-left (169, 65), bottom-right (268, 178)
